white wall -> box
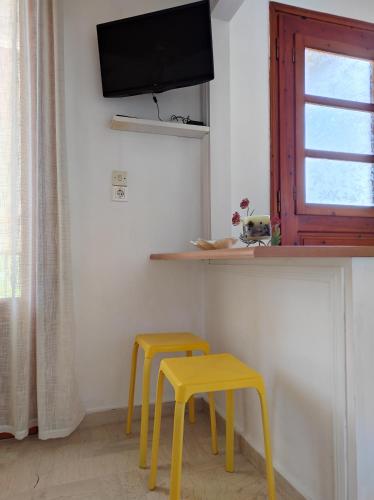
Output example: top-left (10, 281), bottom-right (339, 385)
top-left (230, 0), bottom-right (270, 219)
top-left (61, 1), bottom-right (374, 498)
top-left (62, 0), bottom-right (205, 412)
top-left (203, 258), bottom-right (374, 500)
top-left (207, 1), bottom-right (374, 499)
top-left (351, 259), bottom-right (374, 500)
top-left (204, 261), bottom-right (343, 500)
top-left (209, 17), bottom-right (231, 239)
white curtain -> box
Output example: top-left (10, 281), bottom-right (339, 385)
top-left (0, 0), bottom-right (84, 439)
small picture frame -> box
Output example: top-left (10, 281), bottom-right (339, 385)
top-left (241, 215), bottom-right (271, 243)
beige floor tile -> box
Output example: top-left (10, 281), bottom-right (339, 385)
top-left (0, 414), bottom-right (282, 500)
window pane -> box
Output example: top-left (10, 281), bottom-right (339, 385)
top-left (305, 48), bottom-right (374, 103)
top-left (305, 157), bottom-right (374, 206)
top-left (305, 103), bottom-right (374, 155)
top-left (0, 0), bottom-right (21, 299)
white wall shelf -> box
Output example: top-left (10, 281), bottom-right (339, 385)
top-left (110, 115), bottom-right (210, 139)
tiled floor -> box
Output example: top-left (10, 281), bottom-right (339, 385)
top-left (0, 413), bottom-right (284, 499)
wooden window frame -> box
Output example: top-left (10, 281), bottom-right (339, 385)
top-left (270, 2), bottom-right (374, 245)
top-left (295, 35), bottom-right (374, 218)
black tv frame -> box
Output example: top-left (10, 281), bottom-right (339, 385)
top-left (96, 0), bottom-right (214, 98)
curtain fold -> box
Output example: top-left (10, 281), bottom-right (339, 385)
top-left (0, 0), bottom-right (84, 439)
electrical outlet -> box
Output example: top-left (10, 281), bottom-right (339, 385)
top-left (112, 186), bottom-right (128, 202)
top-left (112, 170), bottom-right (127, 186)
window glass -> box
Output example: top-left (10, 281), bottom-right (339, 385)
top-left (305, 48), bottom-right (374, 103)
top-left (0, 0), bottom-right (20, 298)
top-left (305, 157), bottom-right (374, 206)
top-left (305, 103), bottom-right (374, 155)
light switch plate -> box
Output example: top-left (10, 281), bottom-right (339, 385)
top-left (112, 186), bottom-right (128, 202)
top-left (112, 170), bottom-right (127, 186)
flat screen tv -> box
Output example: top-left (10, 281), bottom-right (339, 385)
top-left (96, 0), bottom-right (214, 98)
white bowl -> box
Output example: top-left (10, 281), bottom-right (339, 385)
top-left (190, 238), bottom-right (238, 250)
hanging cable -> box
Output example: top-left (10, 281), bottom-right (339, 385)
top-left (152, 93), bottom-right (163, 121)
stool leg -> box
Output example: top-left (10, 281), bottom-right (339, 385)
top-left (170, 401), bottom-right (186, 500)
top-left (148, 370), bottom-right (165, 491)
top-left (126, 342), bottom-right (139, 435)
top-left (208, 392), bottom-right (218, 455)
top-left (139, 356), bottom-right (152, 468)
top-left (225, 390), bottom-right (234, 472)
top-left (203, 349), bottom-right (218, 455)
top-left (186, 351), bottom-right (196, 424)
top-left (257, 388), bottom-right (276, 500)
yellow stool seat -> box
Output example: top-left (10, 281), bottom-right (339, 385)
top-left (126, 332), bottom-right (216, 468)
top-left (135, 332), bottom-right (210, 357)
top-left (148, 353), bottom-right (276, 500)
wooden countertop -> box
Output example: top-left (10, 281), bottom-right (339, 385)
top-left (150, 246), bottom-right (374, 261)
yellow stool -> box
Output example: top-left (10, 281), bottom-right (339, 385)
top-left (126, 332), bottom-right (218, 468)
top-left (148, 353), bottom-right (276, 500)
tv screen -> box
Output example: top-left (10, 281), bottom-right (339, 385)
top-left (96, 0), bottom-right (214, 98)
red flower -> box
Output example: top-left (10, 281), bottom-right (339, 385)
top-left (232, 211), bottom-right (241, 226)
top-left (240, 198), bottom-right (249, 210)
top-left (271, 216), bottom-right (281, 226)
